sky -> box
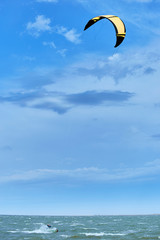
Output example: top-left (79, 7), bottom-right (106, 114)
top-left (1, 0), bottom-right (160, 216)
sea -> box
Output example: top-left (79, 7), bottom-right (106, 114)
top-left (0, 215), bottom-right (160, 240)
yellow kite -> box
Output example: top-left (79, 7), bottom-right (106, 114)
top-left (84, 15), bottom-right (126, 48)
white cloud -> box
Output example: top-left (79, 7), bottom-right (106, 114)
top-left (37, 0), bottom-right (58, 2)
top-left (27, 15), bottom-right (52, 37)
top-left (43, 41), bottom-right (56, 48)
top-left (42, 42), bottom-right (68, 56)
top-left (1, 159), bottom-right (160, 183)
top-left (108, 53), bottom-right (120, 62)
top-left (57, 49), bottom-right (67, 57)
top-left (125, 0), bottom-right (152, 2)
top-left (56, 26), bottom-right (81, 44)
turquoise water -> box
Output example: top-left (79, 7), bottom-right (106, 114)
top-left (0, 215), bottom-right (160, 239)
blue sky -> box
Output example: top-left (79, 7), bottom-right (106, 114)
top-left (1, 0), bottom-right (160, 215)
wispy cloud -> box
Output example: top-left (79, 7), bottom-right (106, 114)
top-left (56, 26), bottom-right (81, 44)
top-left (68, 51), bottom-right (155, 83)
top-left (65, 90), bottom-right (134, 106)
top-left (26, 15), bottom-right (52, 37)
top-left (36, 0), bottom-right (58, 2)
top-left (2, 41), bottom-right (160, 114)
top-left (125, 0), bottom-right (152, 2)
top-left (0, 90), bottom-right (134, 114)
top-left (43, 41), bottom-right (56, 48)
top-left (43, 41), bottom-right (68, 57)
top-left (34, 101), bottom-right (70, 114)
top-left (1, 159), bottom-right (160, 183)
top-left (71, 43), bottom-right (160, 88)
top-left (57, 49), bottom-right (67, 57)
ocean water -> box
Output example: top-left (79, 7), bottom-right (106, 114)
top-left (0, 215), bottom-right (160, 240)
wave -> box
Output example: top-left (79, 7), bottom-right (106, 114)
top-left (70, 223), bottom-right (85, 226)
top-left (61, 234), bottom-right (71, 238)
top-left (82, 227), bottom-right (98, 230)
top-left (82, 232), bottom-right (126, 236)
top-left (53, 220), bottom-right (61, 223)
top-left (97, 222), bottom-right (108, 225)
top-left (8, 225), bottom-right (58, 234)
top-left (113, 219), bottom-right (122, 221)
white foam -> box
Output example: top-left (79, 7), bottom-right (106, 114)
top-left (113, 219), bottom-right (122, 221)
top-left (22, 229), bottom-right (50, 234)
top-left (82, 227), bottom-right (98, 230)
top-left (35, 222), bottom-right (44, 225)
top-left (70, 223), bottom-right (84, 226)
top-left (98, 222), bottom-right (108, 225)
top-left (8, 225), bottom-right (57, 234)
top-left (53, 220), bottom-right (60, 223)
top-left (125, 229), bottom-right (137, 233)
top-left (61, 234), bottom-right (70, 238)
top-left (82, 232), bottom-right (126, 236)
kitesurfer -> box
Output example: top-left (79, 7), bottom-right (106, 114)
top-left (47, 225), bottom-right (58, 232)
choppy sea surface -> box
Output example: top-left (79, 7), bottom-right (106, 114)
top-left (0, 215), bottom-right (160, 240)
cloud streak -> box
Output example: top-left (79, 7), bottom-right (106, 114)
top-left (125, 0), bottom-right (152, 2)
top-left (56, 26), bottom-right (81, 44)
top-left (43, 41), bottom-right (56, 49)
top-left (1, 159), bottom-right (160, 184)
top-left (0, 90), bottom-right (134, 114)
top-left (37, 0), bottom-right (58, 2)
top-left (65, 90), bottom-right (134, 106)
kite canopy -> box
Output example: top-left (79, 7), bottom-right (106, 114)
top-left (84, 15), bottom-right (126, 48)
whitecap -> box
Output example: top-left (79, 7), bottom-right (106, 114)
top-left (21, 229), bottom-right (50, 234)
top-left (123, 230), bottom-right (137, 234)
top-left (98, 222), bottom-right (108, 225)
top-left (82, 227), bottom-right (98, 230)
top-left (8, 225), bottom-right (57, 234)
top-left (82, 232), bottom-right (126, 236)
top-left (61, 235), bottom-right (70, 238)
top-left (113, 219), bottom-right (122, 221)
top-left (53, 221), bottom-right (60, 223)
top-left (70, 223), bottom-right (84, 226)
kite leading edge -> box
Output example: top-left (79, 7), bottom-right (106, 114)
top-left (84, 15), bottom-right (126, 48)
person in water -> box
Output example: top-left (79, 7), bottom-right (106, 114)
top-left (47, 225), bottom-right (58, 232)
